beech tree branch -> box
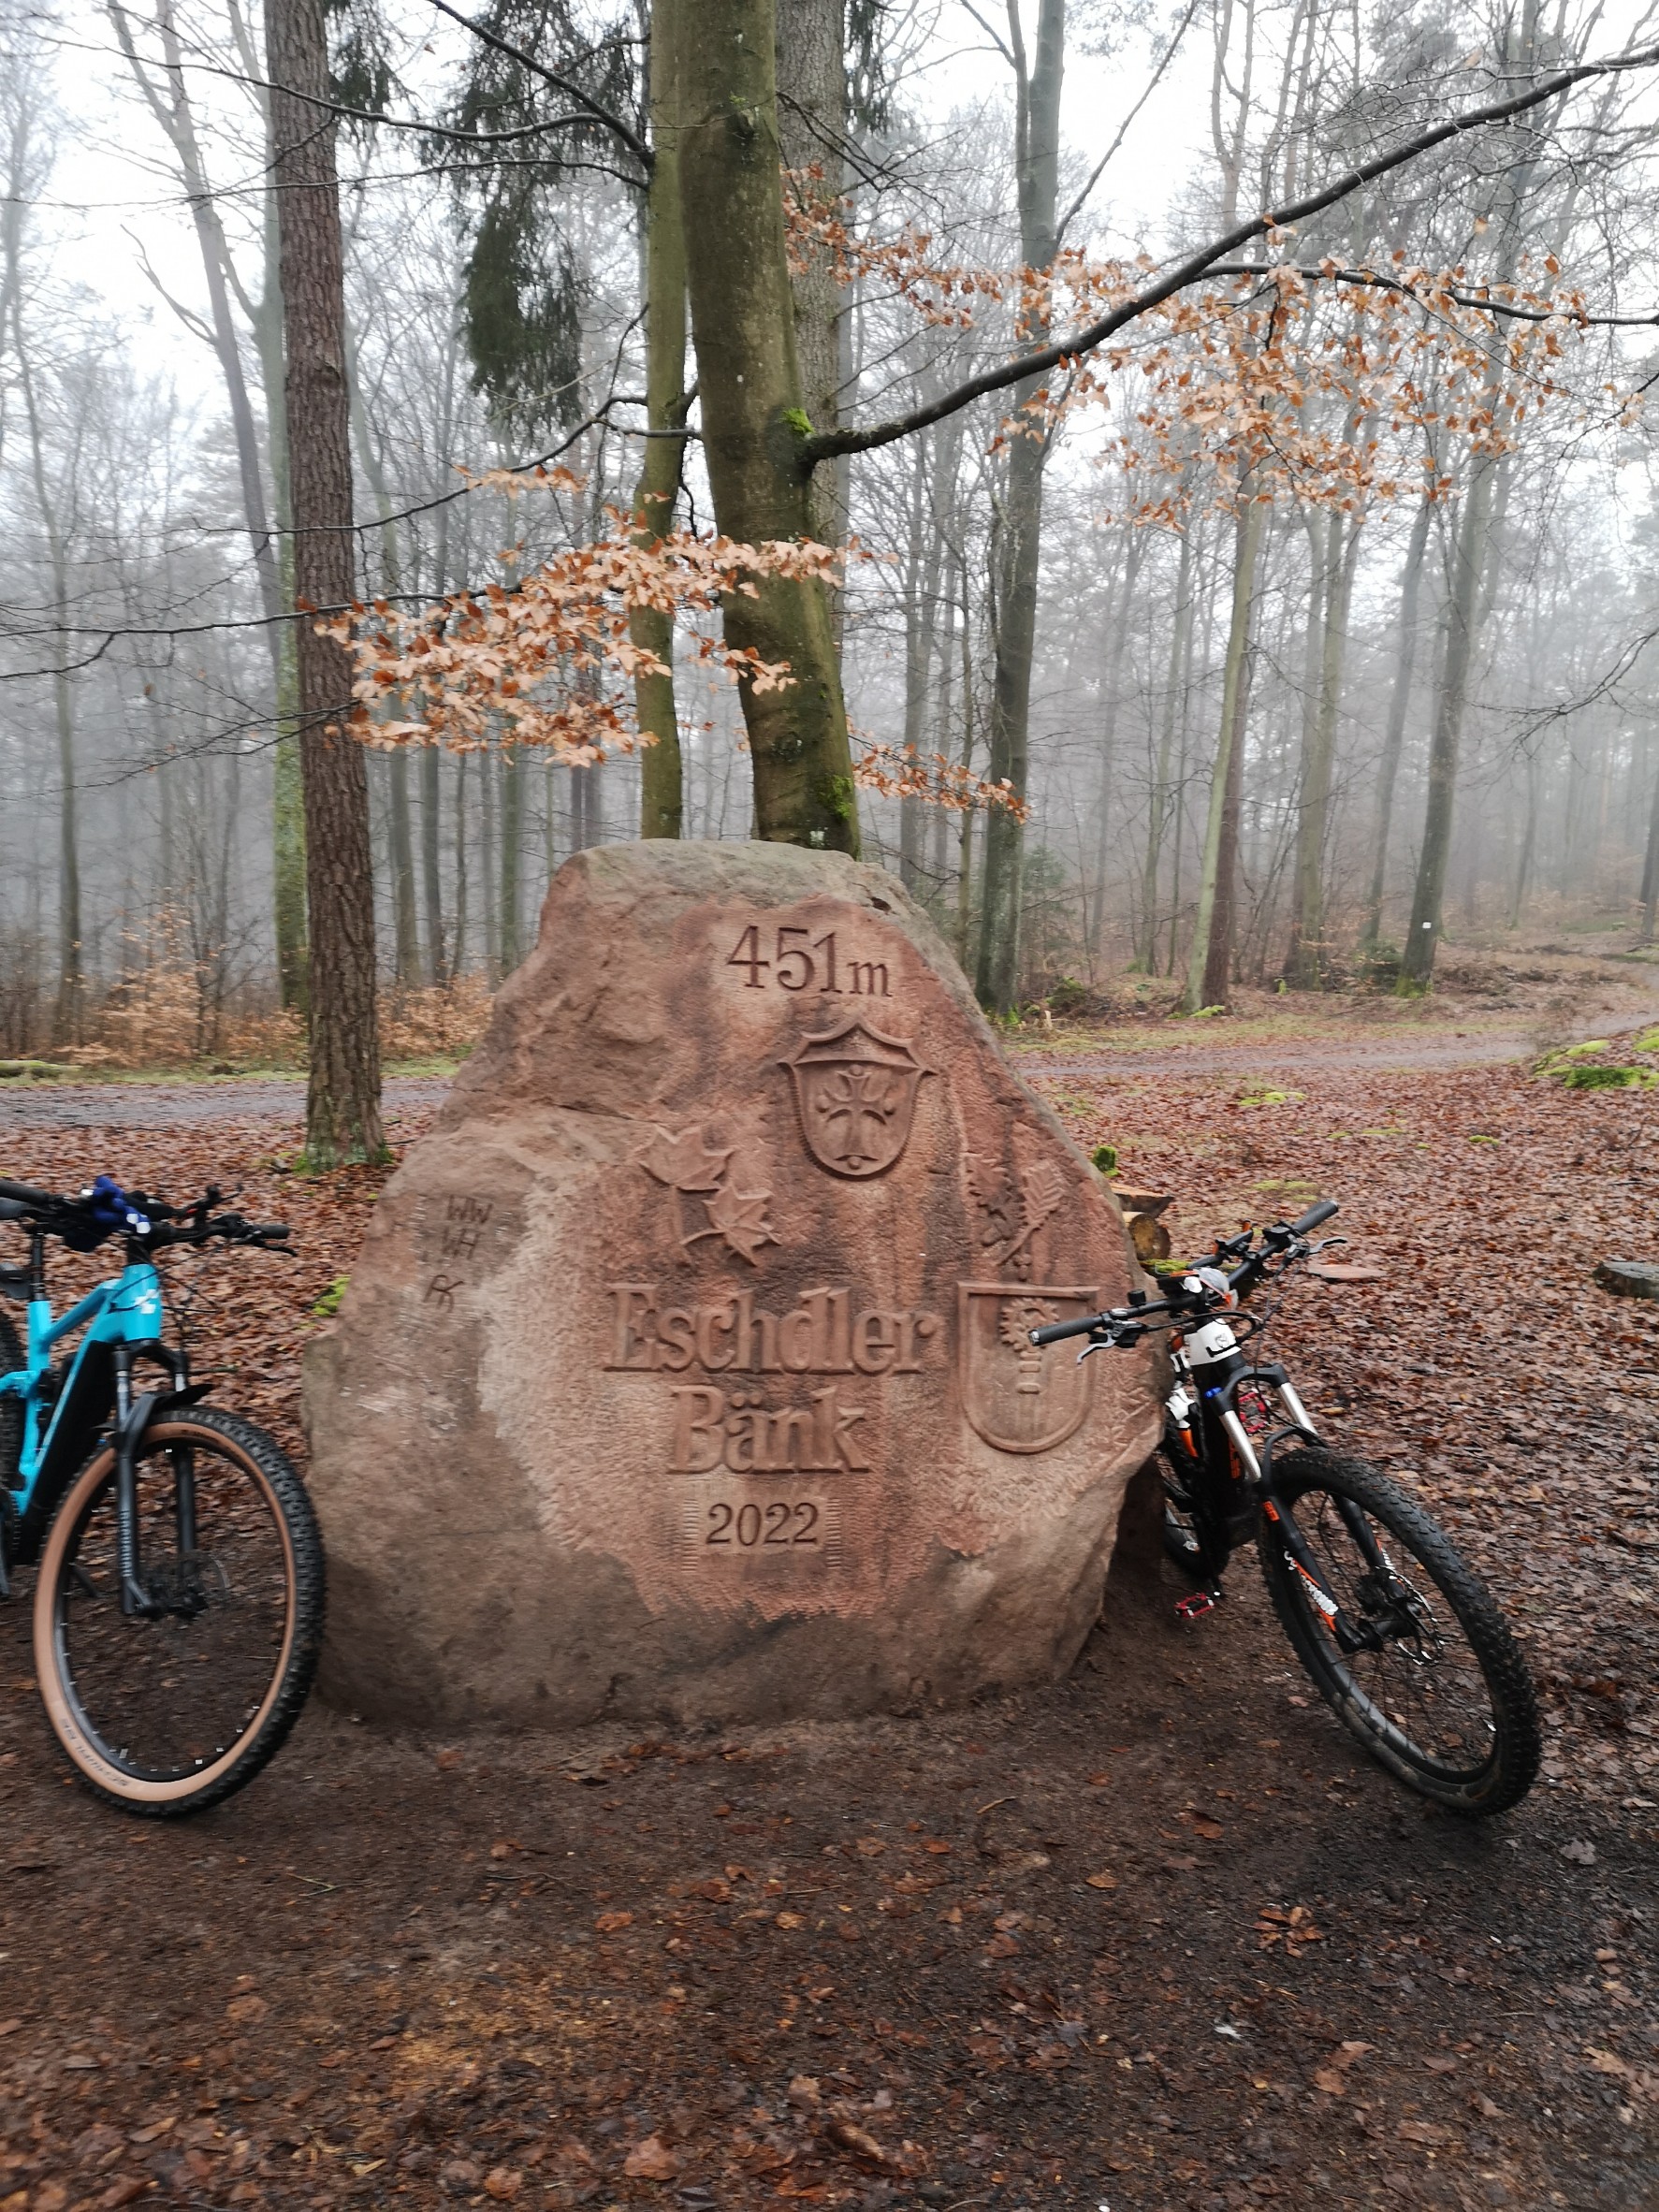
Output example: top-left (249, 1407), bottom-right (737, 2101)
top-left (1204, 259), bottom-right (1659, 327)
top-left (801, 38), bottom-right (1659, 467)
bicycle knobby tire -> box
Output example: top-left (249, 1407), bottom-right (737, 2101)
top-left (1260, 1448), bottom-right (1541, 1816)
top-left (33, 1405), bottom-right (325, 1815)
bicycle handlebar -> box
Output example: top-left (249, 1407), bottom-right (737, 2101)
top-left (1029, 1201), bottom-right (1344, 1348)
top-left (0, 1177), bottom-right (289, 1254)
top-left (0, 1177), bottom-right (60, 1212)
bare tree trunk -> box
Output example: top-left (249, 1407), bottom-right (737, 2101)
top-left (109, 0), bottom-right (307, 1009)
top-left (633, 0), bottom-right (690, 837)
top-left (1401, 0), bottom-right (1541, 988)
top-left (976, 0), bottom-right (1064, 1014)
top-left (349, 363), bottom-right (421, 989)
top-left (452, 753), bottom-right (470, 980)
top-left (500, 746), bottom-right (524, 970)
top-left (1285, 502), bottom-right (1361, 987)
top-left (897, 443), bottom-right (929, 891)
top-left (481, 746), bottom-right (498, 977)
top-left (1141, 527), bottom-right (1192, 971)
top-left (672, 0), bottom-right (858, 851)
top-left (1183, 493), bottom-right (1265, 1011)
top-left (1088, 531), bottom-right (1143, 968)
top-left (14, 320), bottom-right (82, 1042)
top-left (1359, 497), bottom-right (1431, 952)
top-left (775, 0), bottom-right (845, 548)
top-left (265, 0), bottom-right (383, 1164)
top-left (1512, 745), bottom-right (1540, 929)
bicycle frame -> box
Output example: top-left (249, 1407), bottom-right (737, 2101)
top-left (0, 1233), bottom-right (189, 1575)
top-left (1165, 1309), bottom-right (1398, 1652)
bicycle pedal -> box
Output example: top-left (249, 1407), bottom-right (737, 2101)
top-left (1174, 1587), bottom-right (1222, 1622)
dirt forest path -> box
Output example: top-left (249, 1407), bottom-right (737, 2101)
top-left (0, 1045), bottom-right (1655, 2212)
top-left (0, 1025), bottom-right (1568, 1130)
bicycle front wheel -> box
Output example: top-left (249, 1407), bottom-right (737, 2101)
top-left (1260, 1449), bottom-right (1540, 1816)
top-left (33, 1406), bottom-right (324, 1815)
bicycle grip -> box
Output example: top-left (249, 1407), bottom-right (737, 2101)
top-left (0, 1177), bottom-right (57, 1210)
top-left (1289, 1199), bottom-right (1339, 1236)
top-left (1030, 1310), bottom-right (1105, 1347)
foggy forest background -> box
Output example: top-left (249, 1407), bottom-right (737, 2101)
top-left (4, 0), bottom-right (1659, 1070)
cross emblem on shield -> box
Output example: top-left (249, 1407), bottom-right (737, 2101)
top-left (780, 1018), bottom-right (934, 1178)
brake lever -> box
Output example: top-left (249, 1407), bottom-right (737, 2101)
top-left (1307, 1235), bottom-right (1347, 1258)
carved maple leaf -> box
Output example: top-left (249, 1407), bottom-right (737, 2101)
top-left (638, 1127), bottom-right (731, 1192)
top-left (704, 1180), bottom-right (778, 1264)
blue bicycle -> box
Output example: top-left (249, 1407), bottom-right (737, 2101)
top-left (0, 1174), bottom-right (324, 1815)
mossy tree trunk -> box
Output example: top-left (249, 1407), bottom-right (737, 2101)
top-left (632, 0), bottom-right (691, 838)
top-left (670, 0), bottom-right (859, 852)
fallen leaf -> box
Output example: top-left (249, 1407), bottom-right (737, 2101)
top-left (225, 1995), bottom-right (267, 2027)
top-left (1586, 2046), bottom-right (1633, 2078)
top-left (1561, 1838), bottom-right (1597, 1866)
top-left (824, 2116), bottom-right (888, 2163)
top-left (775, 1911), bottom-right (806, 1929)
top-left (1189, 1815), bottom-right (1224, 1841)
top-left (623, 2134), bottom-right (679, 2180)
top-left (594, 1911), bottom-right (633, 1933)
top-left (484, 2169), bottom-right (522, 2200)
top-left (1084, 1871), bottom-right (1118, 1891)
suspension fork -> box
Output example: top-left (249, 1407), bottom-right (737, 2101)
top-left (112, 1349), bottom-right (161, 1619)
top-left (1233, 1403), bottom-right (1387, 1658)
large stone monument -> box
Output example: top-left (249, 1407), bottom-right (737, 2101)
top-left (305, 842), bottom-right (1159, 1725)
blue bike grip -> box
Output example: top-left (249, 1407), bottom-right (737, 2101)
top-left (1288, 1199), bottom-right (1338, 1236)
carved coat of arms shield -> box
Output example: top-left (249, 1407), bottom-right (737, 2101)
top-left (781, 1019), bottom-right (934, 1178)
top-left (957, 1284), bottom-right (1099, 1454)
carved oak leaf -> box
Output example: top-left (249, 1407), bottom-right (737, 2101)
top-left (964, 1153), bottom-right (1021, 1248)
top-left (704, 1181), bottom-right (778, 1265)
top-left (638, 1127), bottom-right (731, 1193)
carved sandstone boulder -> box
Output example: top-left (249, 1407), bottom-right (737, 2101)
top-left (305, 840), bottom-right (1158, 1725)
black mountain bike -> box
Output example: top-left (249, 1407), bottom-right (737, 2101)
top-left (0, 1174), bottom-right (324, 1815)
top-left (1033, 1201), bottom-right (1541, 1816)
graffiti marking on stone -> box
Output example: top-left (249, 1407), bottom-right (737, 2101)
top-left (780, 1018), bottom-right (933, 1178)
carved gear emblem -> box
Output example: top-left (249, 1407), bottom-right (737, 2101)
top-left (957, 1284), bottom-right (1099, 1454)
top-left (780, 1019), bottom-right (934, 1179)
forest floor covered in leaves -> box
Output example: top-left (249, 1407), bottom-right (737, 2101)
top-left (2, 1002), bottom-right (1657, 2212)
